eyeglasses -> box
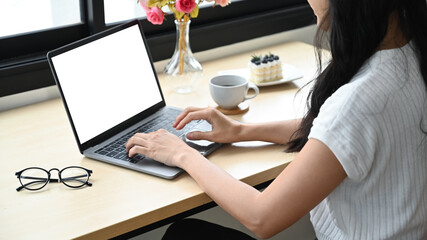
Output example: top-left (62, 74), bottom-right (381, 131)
top-left (15, 166), bottom-right (93, 191)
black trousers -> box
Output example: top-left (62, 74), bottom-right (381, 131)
top-left (162, 218), bottom-right (257, 240)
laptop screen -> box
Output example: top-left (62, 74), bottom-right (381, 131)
top-left (50, 23), bottom-right (163, 144)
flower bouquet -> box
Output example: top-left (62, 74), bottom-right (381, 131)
top-left (138, 0), bottom-right (231, 93)
top-left (139, 0), bottom-right (231, 26)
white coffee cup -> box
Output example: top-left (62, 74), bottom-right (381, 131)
top-left (209, 75), bottom-right (259, 109)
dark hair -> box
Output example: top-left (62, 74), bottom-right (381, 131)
top-left (285, 0), bottom-right (427, 152)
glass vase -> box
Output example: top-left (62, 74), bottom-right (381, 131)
top-left (163, 20), bottom-right (203, 94)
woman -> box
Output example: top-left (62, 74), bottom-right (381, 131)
top-left (126, 0), bottom-right (427, 238)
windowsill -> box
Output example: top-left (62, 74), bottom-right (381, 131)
top-left (0, 25), bottom-right (316, 112)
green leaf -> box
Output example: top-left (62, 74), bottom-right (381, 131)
top-left (176, 11), bottom-right (185, 20)
top-left (147, 0), bottom-right (157, 7)
top-left (190, 4), bottom-right (199, 18)
top-left (148, 0), bottom-right (168, 8)
top-left (168, 4), bottom-right (184, 20)
top-left (168, 3), bottom-right (177, 13)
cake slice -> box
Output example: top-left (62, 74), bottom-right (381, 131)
top-left (249, 53), bottom-right (283, 84)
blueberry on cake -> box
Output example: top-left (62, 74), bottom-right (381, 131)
top-left (249, 53), bottom-right (283, 84)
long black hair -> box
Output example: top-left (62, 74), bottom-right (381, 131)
top-left (285, 0), bottom-right (427, 152)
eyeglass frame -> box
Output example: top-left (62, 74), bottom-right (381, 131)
top-left (15, 166), bottom-right (93, 192)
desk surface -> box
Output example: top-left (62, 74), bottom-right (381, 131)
top-left (0, 41), bottom-right (316, 239)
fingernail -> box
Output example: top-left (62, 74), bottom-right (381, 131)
top-left (186, 132), bottom-right (192, 139)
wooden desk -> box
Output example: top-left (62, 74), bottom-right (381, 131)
top-left (0, 41), bottom-right (316, 239)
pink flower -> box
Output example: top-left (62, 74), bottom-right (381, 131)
top-left (215, 0), bottom-right (230, 7)
top-left (175, 0), bottom-right (197, 14)
top-left (147, 7), bottom-right (164, 25)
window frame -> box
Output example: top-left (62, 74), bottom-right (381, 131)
top-left (0, 0), bottom-right (314, 97)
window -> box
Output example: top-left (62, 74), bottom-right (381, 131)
top-left (0, 0), bottom-right (81, 38)
top-left (104, 0), bottom-right (146, 24)
top-left (0, 0), bottom-right (314, 97)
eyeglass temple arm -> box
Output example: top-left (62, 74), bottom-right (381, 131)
top-left (19, 175), bottom-right (60, 182)
top-left (15, 178), bottom-right (50, 192)
top-left (15, 176), bottom-right (88, 190)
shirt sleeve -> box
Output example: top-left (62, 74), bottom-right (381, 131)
top-left (308, 83), bottom-right (379, 181)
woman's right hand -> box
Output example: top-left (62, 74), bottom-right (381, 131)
top-left (173, 106), bottom-right (242, 143)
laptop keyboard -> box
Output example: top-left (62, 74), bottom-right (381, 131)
top-left (94, 109), bottom-right (202, 163)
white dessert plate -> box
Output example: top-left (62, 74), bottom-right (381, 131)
top-left (218, 64), bottom-right (303, 87)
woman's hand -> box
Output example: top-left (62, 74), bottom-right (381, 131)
top-left (125, 129), bottom-right (198, 167)
top-left (173, 106), bottom-right (242, 143)
top-left (124, 106), bottom-right (240, 167)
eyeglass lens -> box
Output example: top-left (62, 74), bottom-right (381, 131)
top-left (61, 167), bottom-right (90, 188)
top-left (19, 168), bottom-right (49, 191)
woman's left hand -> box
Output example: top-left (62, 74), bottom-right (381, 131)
top-left (125, 129), bottom-right (196, 167)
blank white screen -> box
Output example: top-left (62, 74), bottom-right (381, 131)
top-left (51, 24), bottom-right (162, 143)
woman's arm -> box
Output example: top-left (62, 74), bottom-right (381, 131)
top-left (237, 119), bottom-right (301, 144)
top-left (174, 107), bottom-right (301, 144)
top-left (178, 138), bottom-right (346, 239)
top-left (126, 131), bottom-right (347, 239)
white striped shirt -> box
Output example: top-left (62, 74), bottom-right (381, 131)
top-left (308, 42), bottom-right (427, 239)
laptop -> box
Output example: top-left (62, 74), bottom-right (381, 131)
top-left (47, 20), bottom-right (221, 179)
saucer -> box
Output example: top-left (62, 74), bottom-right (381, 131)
top-left (217, 64), bottom-right (304, 87)
top-left (216, 102), bottom-right (249, 115)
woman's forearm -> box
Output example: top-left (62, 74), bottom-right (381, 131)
top-left (176, 150), bottom-right (265, 236)
top-left (236, 118), bottom-right (301, 144)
